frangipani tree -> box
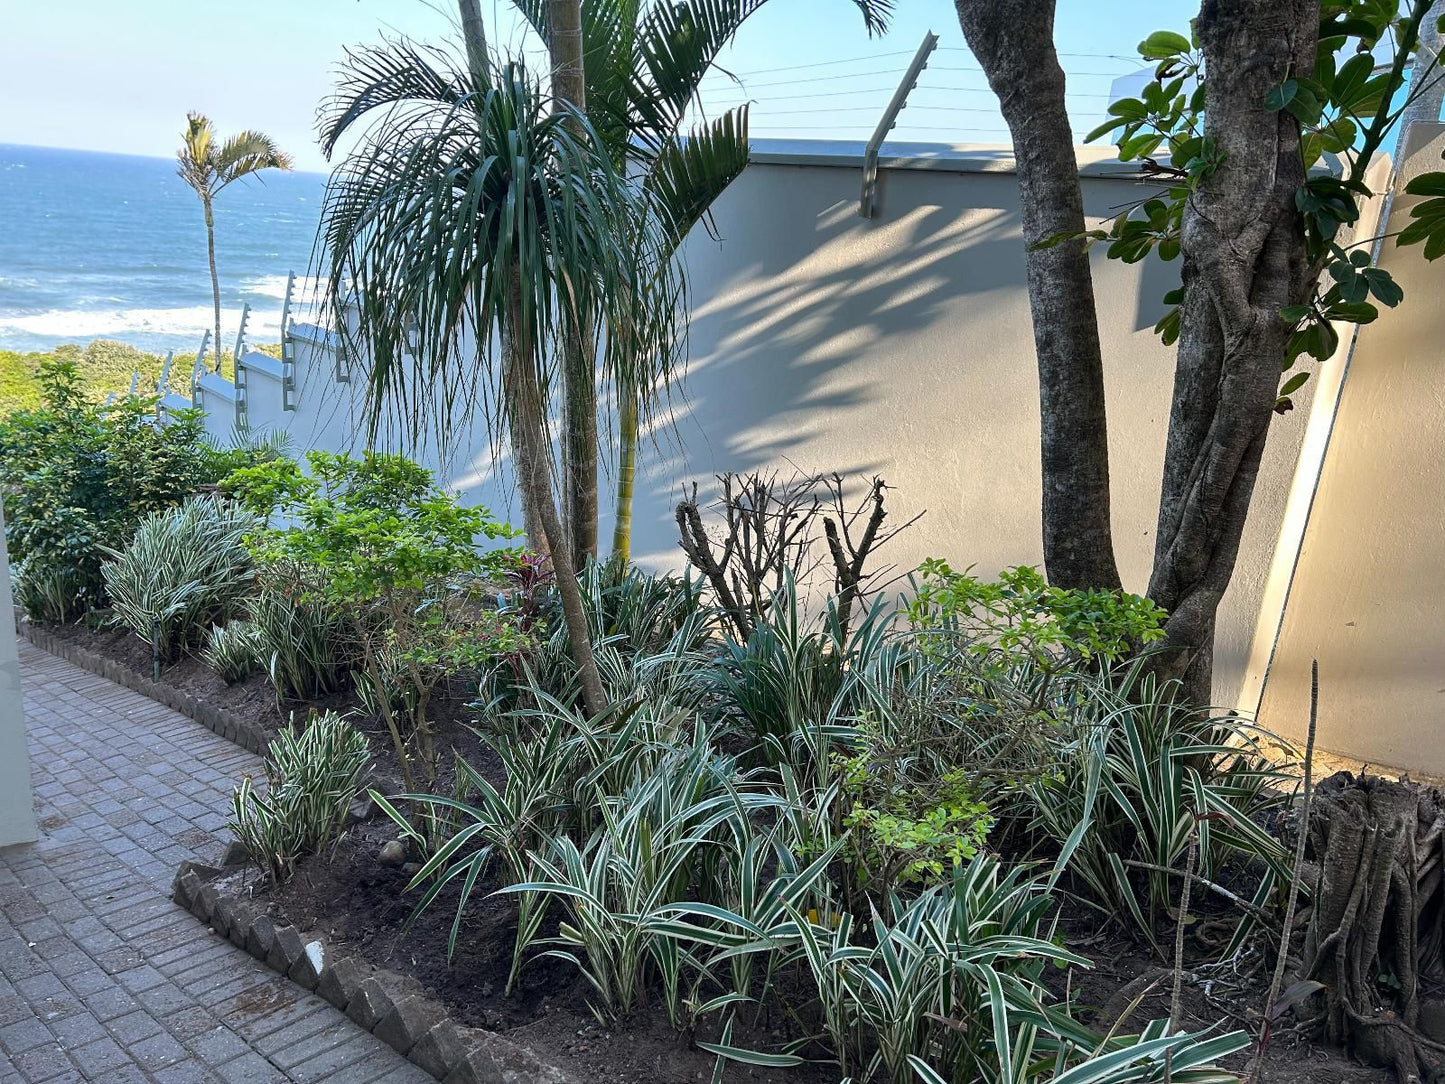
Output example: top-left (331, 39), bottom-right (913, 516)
top-left (316, 40), bottom-right (679, 716)
top-left (512, 0), bottom-right (895, 562)
top-left (176, 113), bottom-right (292, 372)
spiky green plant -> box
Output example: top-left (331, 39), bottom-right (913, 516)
top-left (101, 497), bottom-right (257, 662)
top-left (1024, 666), bottom-right (1294, 954)
top-left (228, 711), bottom-right (371, 883)
top-left (317, 39), bottom-right (681, 718)
top-left (247, 575), bottom-right (350, 701)
top-left (201, 620), bottom-right (264, 684)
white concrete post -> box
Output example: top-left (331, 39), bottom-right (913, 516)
top-left (0, 504), bottom-right (37, 847)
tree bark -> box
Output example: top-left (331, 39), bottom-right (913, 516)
top-left (547, 0), bottom-right (599, 564)
top-left (1144, 0), bottom-right (1316, 703)
top-left (506, 276), bottom-right (606, 717)
top-left (953, 0), bottom-right (1120, 591)
top-left (204, 197), bottom-right (222, 373)
top-left (562, 331), bottom-right (598, 563)
top-left (457, 0), bottom-right (489, 81)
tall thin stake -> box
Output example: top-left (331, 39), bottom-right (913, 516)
top-left (1250, 658), bottom-right (1319, 1082)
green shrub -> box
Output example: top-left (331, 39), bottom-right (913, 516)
top-left (228, 711), bottom-right (371, 882)
top-left (0, 358), bottom-right (244, 620)
top-left (907, 561), bottom-right (1166, 681)
top-left (201, 620), bottom-right (264, 684)
top-left (224, 451), bottom-right (524, 792)
top-left (101, 497), bottom-right (256, 662)
top-left (11, 557), bottom-right (86, 624)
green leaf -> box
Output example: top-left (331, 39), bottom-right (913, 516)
top-left (1329, 300), bottom-right (1378, 324)
top-left (1405, 172), bottom-right (1445, 198)
top-left (1265, 79), bottom-right (1298, 111)
top-left (1279, 371), bottom-right (1310, 396)
top-left (1084, 115), bottom-right (1131, 143)
top-left (1362, 267), bottom-right (1403, 307)
top-left (1138, 30), bottom-right (1192, 59)
top-left (1330, 52), bottom-right (1375, 110)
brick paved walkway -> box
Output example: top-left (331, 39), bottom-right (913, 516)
top-left (0, 642), bottom-right (431, 1083)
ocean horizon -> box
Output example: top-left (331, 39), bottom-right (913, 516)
top-left (0, 143), bottom-right (328, 355)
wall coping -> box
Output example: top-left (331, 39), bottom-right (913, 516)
top-left (748, 138), bottom-right (1144, 178)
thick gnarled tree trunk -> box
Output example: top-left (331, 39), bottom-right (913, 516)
top-left (955, 0), bottom-right (1319, 704)
top-left (953, 0), bottom-right (1121, 592)
top-left (1146, 0), bottom-right (1316, 703)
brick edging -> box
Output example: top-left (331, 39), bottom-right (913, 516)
top-left (172, 862), bottom-right (572, 1084)
top-left (19, 621), bottom-right (271, 756)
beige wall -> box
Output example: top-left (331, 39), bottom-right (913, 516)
top-left (195, 141), bottom-right (1316, 710)
top-left (625, 145), bottom-right (1310, 707)
top-left (1256, 124), bottom-right (1445, 770)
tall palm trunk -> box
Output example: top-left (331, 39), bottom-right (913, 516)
top-left (548, 0), bottom-right (599, 565)
top-left (204, 196), bottom-right (222, 373)
top-left (610, 387), bottom-right (638, 561)
top-left (507, 276), bottom-right (606, 717)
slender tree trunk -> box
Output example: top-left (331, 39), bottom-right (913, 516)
top-left (510, 417), bottom-right (550, 557)
top-left (506, 277), bottom-right (606, 717)
top-left (563, 332), bottom-right (598, 563)
top-left (547, 0), bottom-right (599, 564)
top-left (1144, 0), bottom-right (1316, 703)
top-left (610, 388), bottom-right (638, 562)
top-left (204, 196), bottom-right (222, 373)
top-left (953, 0), bottom-right (1120, 591)
top-left (457, 0), bottom-right (489, 80)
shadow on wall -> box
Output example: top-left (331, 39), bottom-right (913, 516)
top-left (623, 164), bottom-right (1035, 570)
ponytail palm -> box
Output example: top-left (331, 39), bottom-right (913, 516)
top-left (513, 0), bottom-right (893, 562)
top-left (316, 42), bottom-right (678, 715)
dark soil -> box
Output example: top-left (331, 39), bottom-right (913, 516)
top-left (41, 619), bottom-right (1404, 1084)
top-left (43, 620), bottom-right (487, 795)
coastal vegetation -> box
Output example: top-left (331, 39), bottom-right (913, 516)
top-left (0, 339), bottom-right (271, 414)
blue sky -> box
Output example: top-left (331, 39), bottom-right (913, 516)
top-left (0, 0), bottom-right (1199, 173)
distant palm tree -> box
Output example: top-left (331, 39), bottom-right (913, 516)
top-left (176, 113), bottom-right (292, 371)
top-left (315, 39), bottom-right (678, 718)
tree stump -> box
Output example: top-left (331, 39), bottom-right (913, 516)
top-left (1300, 771), bottom-right (1445, 1083)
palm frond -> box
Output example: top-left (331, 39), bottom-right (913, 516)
top-left (631, 0), bottom-right (892, 149)
top-left (318, 38), bottom-right (474, 159)
top-left (215, 130), bottom-right (293, 188)
top-left (647, 105), bottom-right (750, 257)
top-left (318, 50), bottom-right (681, 451)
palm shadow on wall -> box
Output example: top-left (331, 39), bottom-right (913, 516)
top-left (622, 165), bottom-right (1031, 563)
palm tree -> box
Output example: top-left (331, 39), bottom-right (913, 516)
top-left (316, 37), bottom-right (679, 718)
top-left (176, 113), bottom-right (292, 371)
top-left (510, 0), bottom-right (894, 562)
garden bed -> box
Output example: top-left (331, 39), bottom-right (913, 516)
top-left (25, 622), bottom-right (1404, 1083)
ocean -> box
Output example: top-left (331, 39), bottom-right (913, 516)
top-left (0, 143), bottom-right (328, 355)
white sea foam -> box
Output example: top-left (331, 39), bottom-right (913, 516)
top-left (243, 273), bottom-right (324, 303)
top-left (0, 305), bottom-right (284, 343)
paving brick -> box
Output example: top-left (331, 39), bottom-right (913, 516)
top-left (3, 645), bottom-right (434, 1084)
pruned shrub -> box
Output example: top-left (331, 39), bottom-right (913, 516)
top-left (228, 711), bottom-right (370, 882)
top-left (102, 497), bottom-right (256, 663)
